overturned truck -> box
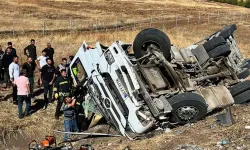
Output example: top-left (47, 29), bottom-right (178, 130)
top-left (69, 24), bottom-right (250, 139)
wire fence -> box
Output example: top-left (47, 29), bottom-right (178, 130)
top-left (1, 11), bottom-right (250, 37)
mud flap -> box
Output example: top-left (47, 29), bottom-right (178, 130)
top-left (89, 114), bottom-right (103, 128)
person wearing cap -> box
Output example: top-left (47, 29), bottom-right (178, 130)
top-left (63, 96), bottom-right (78, 141)
top-left (54, 69), bottom-right (72, 119)
top-left (13, 69), bottom-right (30, 119)
top-left (43, 43), bottom-right (54, 64)
top-left (6, 42), bottom-right (17, 59)
top-left (24, 39), bottom-right (37, 71)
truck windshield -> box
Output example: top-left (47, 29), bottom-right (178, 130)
top-left (71, 57), bottom-right (86, 84)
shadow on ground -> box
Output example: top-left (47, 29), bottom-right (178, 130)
top-left (30, 99), bottom-right (45, 115)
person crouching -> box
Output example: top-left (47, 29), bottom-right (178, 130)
top-left (63, 97), bottom-right (79, 141)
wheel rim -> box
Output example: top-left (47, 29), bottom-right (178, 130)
top-left (176, 106), bottom-right (199, 121)
top-left (141, 40), bottom-right (160, 54)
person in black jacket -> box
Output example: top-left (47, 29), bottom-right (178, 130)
top-left (6, 42), bottom-right (17, 59)
top-left (43, 43), bottom-right (54, 64)
top-left (24, 39), bottom-right (37, 71)
top-left (54, 69), bottom-right (71, 119)
top-left (2, 48), bottom-right (13, 88)
top-left (22, 57), bottom-right (35, 97)
top-left (0, 45), bottom-right (4, 83)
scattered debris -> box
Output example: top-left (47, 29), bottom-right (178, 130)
top-left (216, 107), bottom-right (234, 126)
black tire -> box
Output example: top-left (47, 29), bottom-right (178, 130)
top-left (133, 28), bottom-right (171, 61)
top-left (207, 44), bottom-right (231, 58)
top-left (219, 24), bottom-right (237, 39)
top-left (203, 36), bottom-right (226, 52)
top-left (167, 92), bottom-right (207, 124)
top-left (229, 80), bottom-right (250, 97)
top-left (234, 90), bottom-right (250, 104)
top-left (237, 68), bottom-right (250, 79)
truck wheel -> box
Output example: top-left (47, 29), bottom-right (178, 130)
top-left (234, 90), bottom-right (250, 104)
top-left (229, 80), bottom-right (250, 97)
top-left (203, 36), bottom-right (226, 52)
top-left (167, 93), bottom-right (207, 124)
top-left (133, 28), bottom-right (171, 61)
top-left (237, 68), bottom-right (250, 79)
top-left (207, 44), bottom-right (231, 58)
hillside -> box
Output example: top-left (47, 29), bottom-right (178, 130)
top-left (1, 0), bottom-right (250, 150)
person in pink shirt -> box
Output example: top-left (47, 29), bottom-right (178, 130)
top-left (13, 69), bottom-right (30, 119)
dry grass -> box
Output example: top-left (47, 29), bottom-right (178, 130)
top-left (0, 0), bottom-right (249, 31)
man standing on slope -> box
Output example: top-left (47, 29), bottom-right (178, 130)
top-left (39, 58), bottom-right (56, 109)
top-left (9, 56), bottom-right (20, 104)
top-left (6, 42), bottom-right (17, 59)
top-left (14, 69), bottom-right (31, 119)
top-left (2, 48), bottom-right (13, 89)
top-left (0, 45), bottom-right (4, 83)
top-left (43, 43), bottom-right (54, 64)
top-left (22, 57), bottom-right (35, 97)
top-left (24, 39), bottom-right (37, 71)
top-left (54, 69), bottom-right (71, 119)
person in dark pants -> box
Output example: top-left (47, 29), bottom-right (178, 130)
top-left (39, 58), bottom-right (55, 109)
top-left (13, 70), bottom-right (31, 119)
top-left (9, 56), bottom-right (20, 104)
top-left (22, 57), bottom-right (35, 97)
top-left (63, 97), bottom-right (78, 141)
top-left (73, 85), bottom-right (87, 131)
top-left (2, 48), bottom-right (13, 89)
top-left (6, 42), bottom-right (17, 59)
top-left (24, 39), bottom-right (37, 71)
top-left (43, 43), bottom-right (54, 64)
top-left (0, 45), bottom-right (4, 83)
top-left (54, 69), bottom-right (71, 119)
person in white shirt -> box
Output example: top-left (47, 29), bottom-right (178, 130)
top-left (36, 50), bottom-right (47, 69)
top-left (9, 56), bottom-right (20, 104)
top-left (36, 50), bottom-right (47, 86)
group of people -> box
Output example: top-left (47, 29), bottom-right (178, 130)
top-left (0, 39), bottom-right (82, 141)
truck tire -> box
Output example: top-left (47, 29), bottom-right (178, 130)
top-left (219, 24), bottom-right (237, 39)
top-left (133, 28), bottom-right (171, 61)
top-left (237, 68), bottom-right (250, 79)
top-left (234, 90), bottom-right (250, 104)
top-left (167, 92), bottom-right (207, 124)
top-left (203, 36), bottom-right (226, 52)
top-left (207, 44), bottom-right (231, 58)
top-left (229, 80), bottom-right (250, 97)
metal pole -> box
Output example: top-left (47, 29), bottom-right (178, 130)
top-left (42, 17), bottom-right (45, 36)
top-left (187, 16), bottom-right (190, 26)
top-left (198, 12), bottom-right (201, 25)
top-left (12, 19), bottom-right (14, 37)
top-left (175, 16), bottom-right (178, 27)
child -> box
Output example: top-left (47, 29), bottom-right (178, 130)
top-left (63, 97), bottom-right (79, 141)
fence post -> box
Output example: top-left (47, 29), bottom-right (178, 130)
top-left (42, 17), bottom-right (45, 36)
top-left (187, 16), bottom-right (190, 26)
top-left (198, 12), bottom-right (201, 25)
top-left (217, 11), bottom-right (220, 23)
top-left (69, 17), bottom-right (72, 32)
top-left (150, 17), bottom-right (152, 27)
top-left (175, 16), bottom-right (178, 28)
top-left (207, 13), bottom-right (209, 24)
top-left (12, 19), bottom-right (15, 37)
